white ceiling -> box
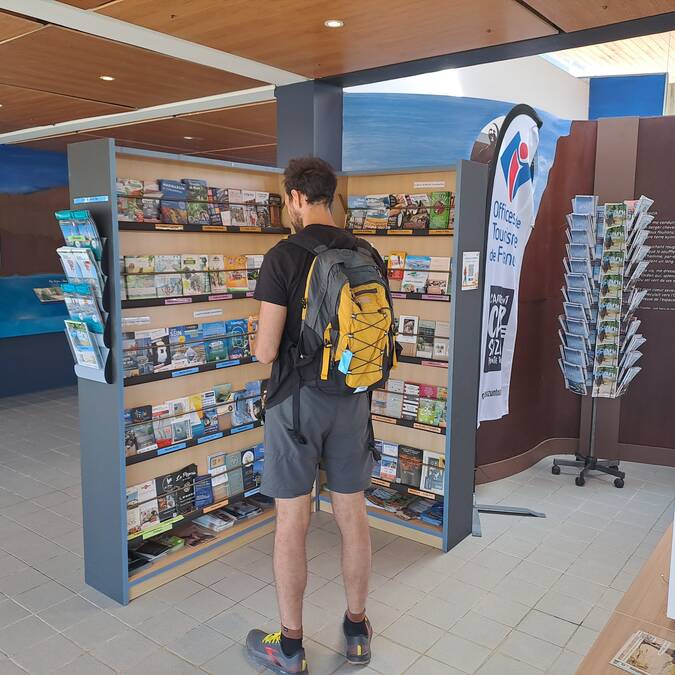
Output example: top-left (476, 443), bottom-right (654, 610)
top-left (544, 30), bottom-right (675, 83)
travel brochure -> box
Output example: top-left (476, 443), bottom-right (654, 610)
top-left (121, 253), bottom-right (263, 300)
top-left (124, 379), bottom-right (264, 458)
top-left (364, 485), bottom-right (443, 527)
top-left (396, 315), bottom-right (449, 362)
top-left (384, 252), bottom-right (452, 295)
top-left (345, 191), bottom-right (454, 231)
top-left (558, 194), bottom-right (652, 398)
top-left (371, 378), bottom-right (448, 428)
top-left (371, 440), bottom-right (445, 496)
top-left (127, 452), bottom-right (273, 575)
top-left (123, 315), bottom-right (258, 379)
top-left (55, 209), bottom-right (103, 261)
top-left (55, 209), bottom-right (108, 373)
top-left (117, 177), bottom-right (282, 228)
top-left (64, 319), bottom-right (103, 369)
top-left (611, 630), bottom-right (675, 675)
top-left (126, 449), bottom-right (266, 539)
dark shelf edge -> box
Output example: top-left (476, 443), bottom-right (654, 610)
top-left (370, 476), bottom-right (444, 503)
top-left (122, 290), bottom-right (255, 309)
top-left (349, 228), bottom-right (453, 237)
top-left (398, 356), bottom-right (448, 368)
top-left (118, 221), bottom-right (290, 235)
top-left (371, 413), bottom-right (447, 435)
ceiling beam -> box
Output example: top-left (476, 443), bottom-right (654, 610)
top-left (0, 85), bottom-right (275, 143)
top-left (327, 11), bottom-right (675, 88)
top-left (0, 0), bottom-right (307, 86)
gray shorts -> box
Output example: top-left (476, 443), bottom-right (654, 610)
top-left (261, 387), bottom-right (373, 499)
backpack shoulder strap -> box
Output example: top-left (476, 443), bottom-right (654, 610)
top-left (285, 231), bottom-right (329, 256)
top-left (354, 236), bottom-right (388, 279)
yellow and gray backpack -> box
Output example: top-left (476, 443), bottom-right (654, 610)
top-left (287, 232), bottom-right (398, 442)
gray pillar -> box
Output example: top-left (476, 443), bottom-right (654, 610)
top-left (275, 81), bottom-right (343, 170)
top-left (68, 139), bottom-right (128, 604)
top-left (444, 160), bottom-right (490, 550)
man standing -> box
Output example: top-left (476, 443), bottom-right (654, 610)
top-left (246, 157), bottom-right (377, 674)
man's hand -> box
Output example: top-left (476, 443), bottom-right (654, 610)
top-left (254, 301), bottom-right (287, 364)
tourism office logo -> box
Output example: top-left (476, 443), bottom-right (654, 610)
top-left (500, 130), bottom-right (532, 202)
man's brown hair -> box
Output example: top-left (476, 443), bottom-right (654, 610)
top-left (283, 157), bottom-right (337, 207)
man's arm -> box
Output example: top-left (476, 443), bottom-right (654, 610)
top-left (254, 301), bottom-right (287, 364)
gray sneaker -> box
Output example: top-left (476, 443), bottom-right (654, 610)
top-left (343, 616), bottom-right (373, 665)
top-left (245, 630), bottom-right (308, 674)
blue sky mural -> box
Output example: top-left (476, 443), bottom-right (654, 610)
top-left (342, 92), bottom-right (572, 215)
top-left (0, 145), bottom-right (68, 195)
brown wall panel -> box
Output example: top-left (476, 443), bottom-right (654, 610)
top-left (476, 121), bottom-right (597, 467)
top-left (618, 116), bottom-right (675, 455)
top-left (591, 116), bottom-right (639, 459)
top-left (0, 187), bottom-right (68, 276)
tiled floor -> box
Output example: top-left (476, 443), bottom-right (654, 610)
top-left (0, 386), bottom-right (673, 674)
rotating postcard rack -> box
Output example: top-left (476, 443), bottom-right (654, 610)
top-left (554, 193), bottom-right (654, 487)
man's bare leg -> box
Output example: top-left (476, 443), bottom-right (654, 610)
top-left (274, 494), bottom-right (312, 632)
top-left (330, 490), bottom-right (373, 664)
top-left (330, 491), bottom-right (371, 615)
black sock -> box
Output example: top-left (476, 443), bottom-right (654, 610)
top-left (280, 633), bottom-right (303, 657)
top-left (343, 614), bottom-right (368, 637)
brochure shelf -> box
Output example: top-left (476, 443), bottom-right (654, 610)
top-left (390, 291), bottom-right (450, 302)
top-left (119, 222), bottom-right (290, 236)
top-left (69, 140), bottom-right (285, 604)
top-left (348, 229), bottom-right (452, 237)
top-left (123, 356), bottom-right (258, 387)
top-left (319, 492), bottom-right (442, 548)
top-left (369, 477), bottom-right (444, 503)
top-left (127, 487), bottom-right (262, 543)
top-left (398, 356), bottom-right (448, 368)
top-left (122, 290), bottom-right (255, 309)
top-left (371, 413), bottom-right (447, 435)
top-left (126, 419), bottom-right (264, 466)
top-left (129, 509), bottom-right (276, 598)
top-left (71, 144), bottom-right (487, 602)
top-left (311, 168), bottom-right (464, 549)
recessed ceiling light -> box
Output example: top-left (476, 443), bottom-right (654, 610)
top-left (99, 75), bottom-right (115, 81)
top-left (324, 19), bottom-right (344, 28)
top-left (183, 136), bottom-right (194, 140)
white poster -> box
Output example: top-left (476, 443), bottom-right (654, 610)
top-left (461, 251), bottom-right (480, 291)
top-left (478, 107), bottom-right (541, 423)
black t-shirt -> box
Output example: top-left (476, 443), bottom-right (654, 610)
top-left (254, 224), bottom-right (364, 408)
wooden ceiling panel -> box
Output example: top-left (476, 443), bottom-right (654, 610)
top-left (182, 102), bottom-right (276, 139)
top-left (200, 144), bottom-right (277, 166)
top-left (0, 84), bottom-right (131, 134)
top-left (0, 26), bottom-right (263, 109)
top-left (58, 1), bottom-right (113, 7)
top-left (99, 0), bottom-right (556, 78)
top-left (0, 10), bottom-right (42, 42)
top-left (525, 0), bottom-right (675, 32)
top-left (94, 117), bottom-right (274, 152)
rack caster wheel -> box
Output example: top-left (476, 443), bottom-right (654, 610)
top-left (575, 476), bottom-right (585, 487)
top-left (614, 478), bottom-right (624, 488)
top-left (551, 465), bottom-right (561, 475)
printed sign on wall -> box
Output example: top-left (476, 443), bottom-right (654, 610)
top-left (478, 105), bottom-right (542, 423)
top-left (461, 251), bottom-right (480, 291)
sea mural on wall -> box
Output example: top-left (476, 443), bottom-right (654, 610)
top-left (0, 145), bottom-right (70, 338)
top-left (342, 92), bottom-right (573, 215)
